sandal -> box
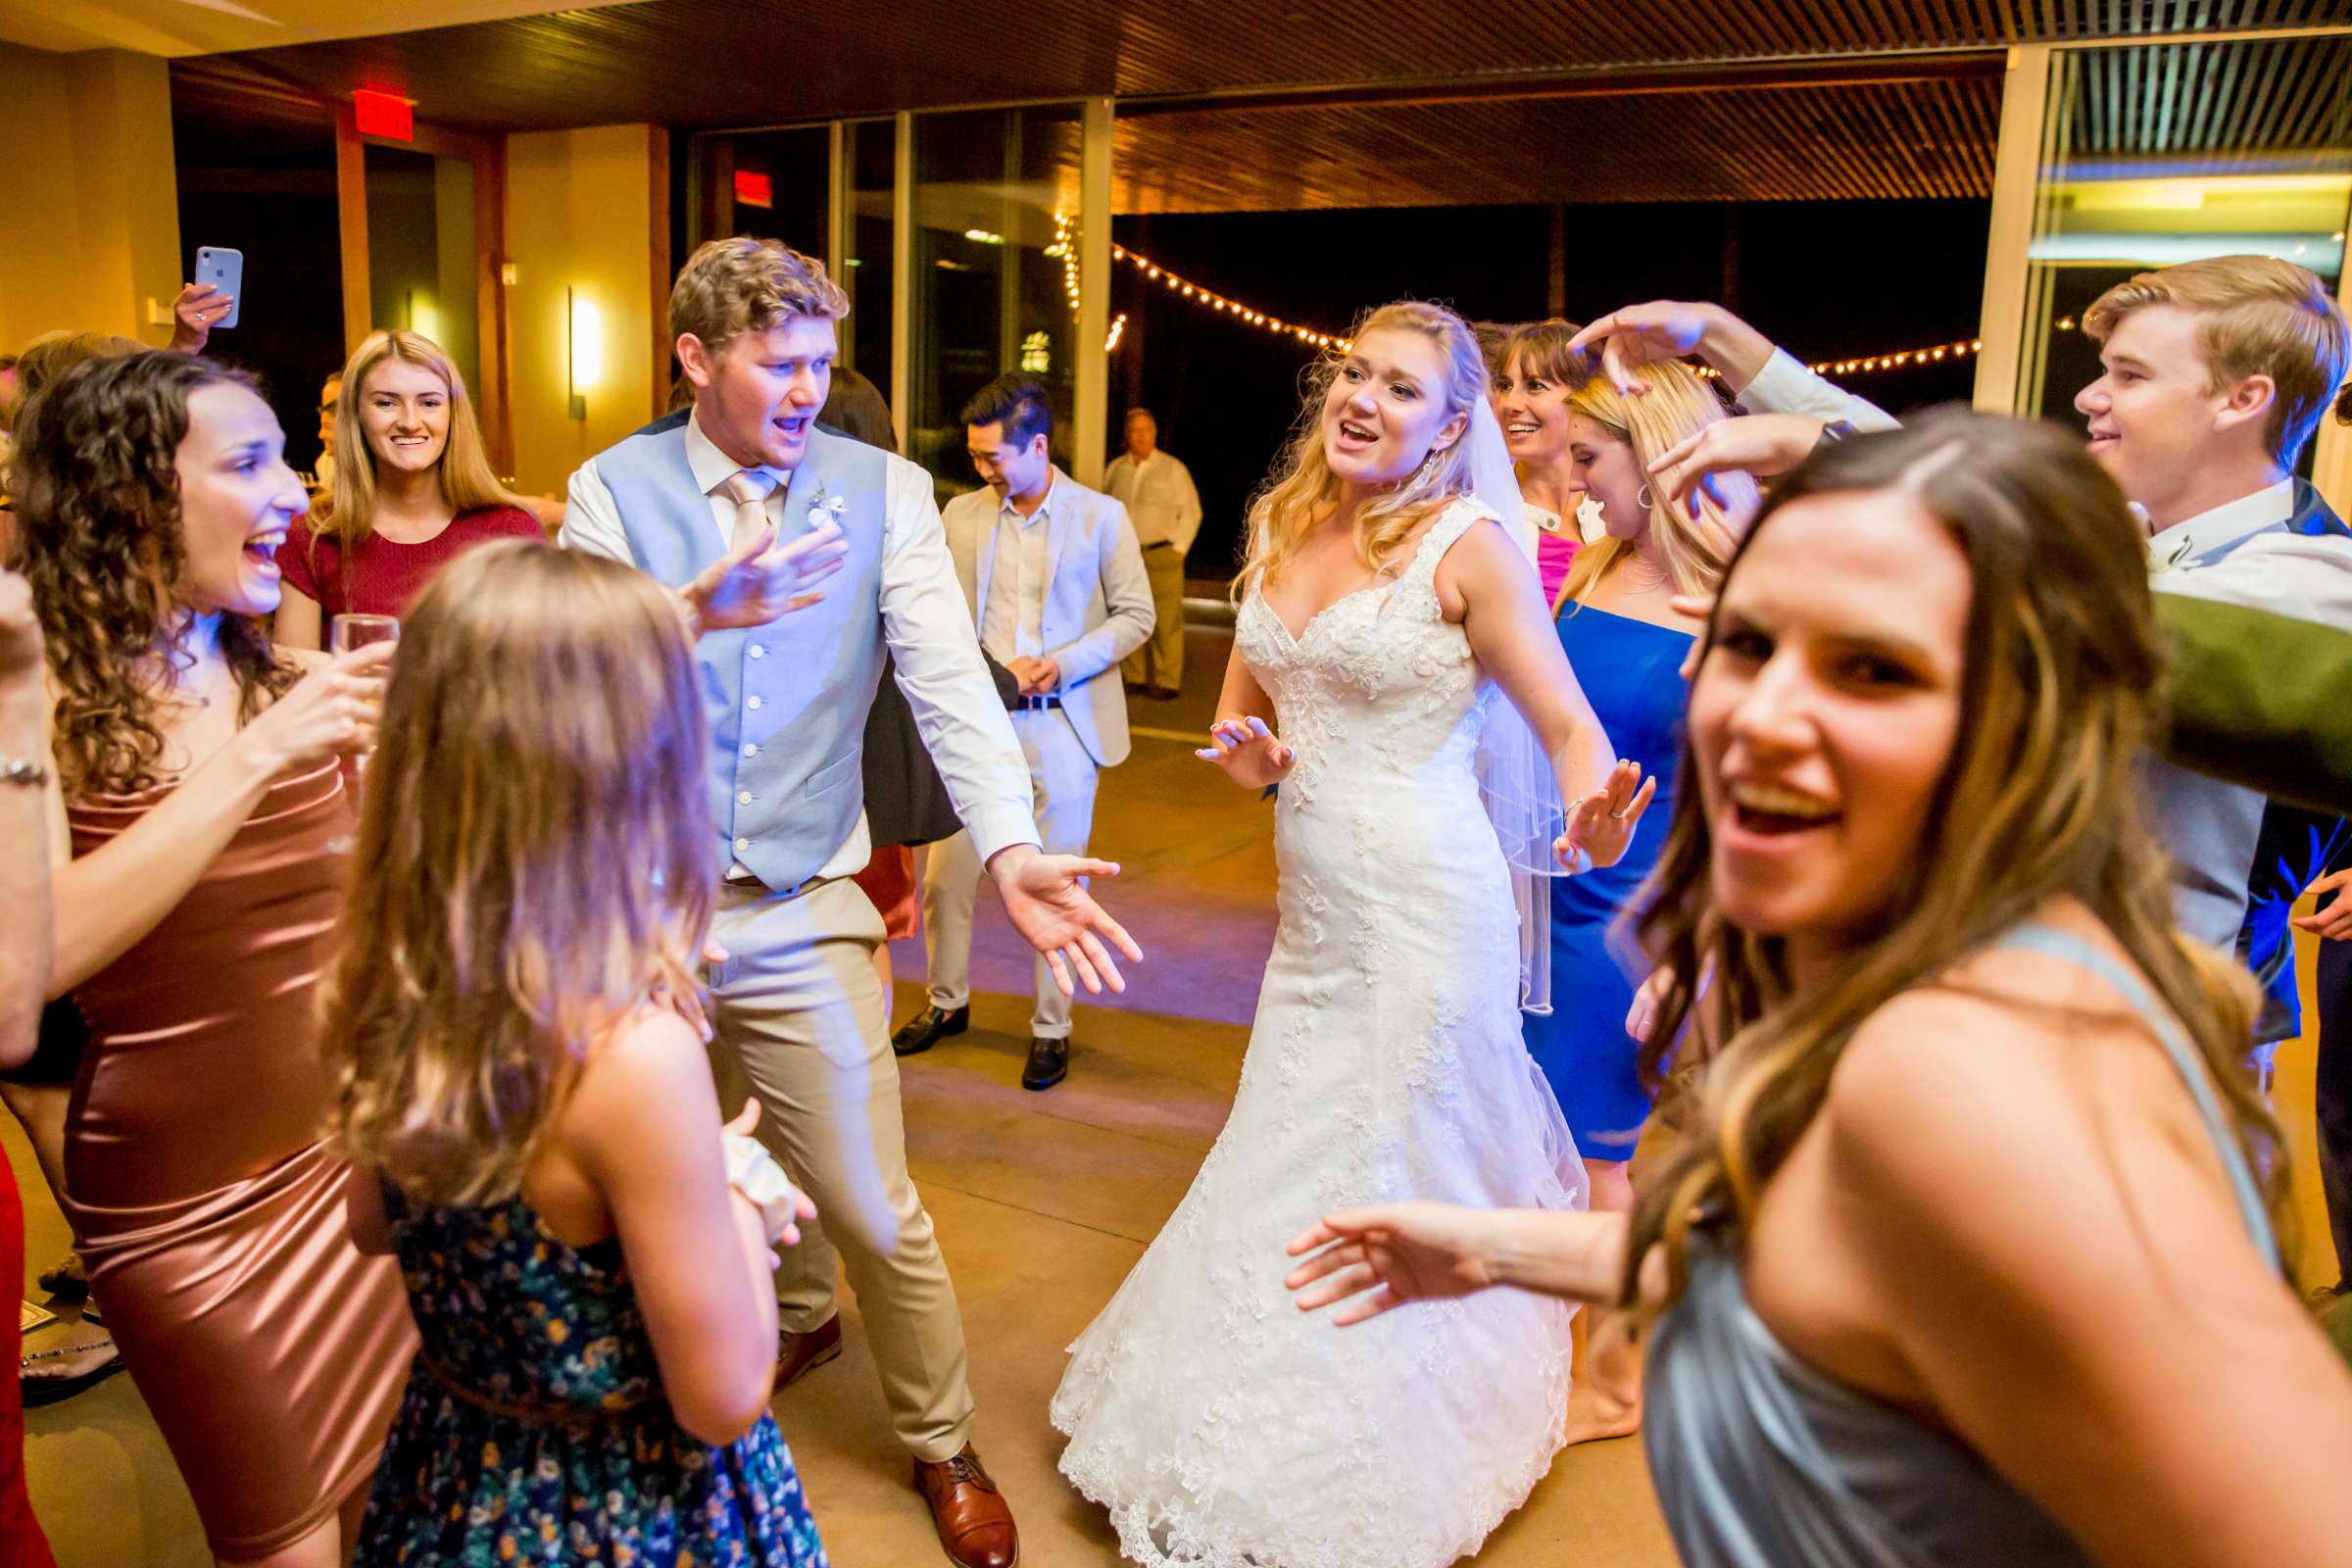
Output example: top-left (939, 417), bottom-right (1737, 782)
top-left (21, 1311), bottom-right (123, 1407)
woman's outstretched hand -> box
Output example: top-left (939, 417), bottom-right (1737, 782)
top-left (1284, 1203), bottom-right (1507, 1327)
top-left (1197, 715), bottom-right (1295, 791)
top-left (1555, 759), bottom-right (1654, 873)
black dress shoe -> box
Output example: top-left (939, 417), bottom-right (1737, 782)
top-left (892, 1004), bottom-right (969, 1057)
top-left (1021, 1036), bottom-right (1068, 1091)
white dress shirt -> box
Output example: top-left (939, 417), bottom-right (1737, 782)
top-left (981, 481), bottom-right (1054, 662)
top-left (562, 415), bottom-right (1041, 878)
top-left (1102, 449), bottom-right (1203, 554)
top-left (2144, 479), bottom-right (2352, 631)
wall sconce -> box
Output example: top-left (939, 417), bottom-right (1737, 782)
top-left (566, 286), bottom-right (602, 420)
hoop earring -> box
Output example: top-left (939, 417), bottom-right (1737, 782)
top-left (1637, 482), bottom-right (1655, 511)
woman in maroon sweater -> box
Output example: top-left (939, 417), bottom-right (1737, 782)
top-left (275, 330), bottom-right (542, 645)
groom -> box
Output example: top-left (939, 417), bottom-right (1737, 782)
top-left (562, 235), bottom-right (1140, 1568)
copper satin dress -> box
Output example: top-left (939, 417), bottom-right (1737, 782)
top-left (63, 760), bottom-right (416, 1559)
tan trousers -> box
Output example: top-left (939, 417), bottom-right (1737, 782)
top-left (709, 875), bottom-right (975, 1462)
top-left (1120, 542), bottom-right (1187, 691)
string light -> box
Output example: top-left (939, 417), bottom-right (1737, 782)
top-left (1105, 238), bottom-right (2067, 377)
top-left (1685, 334), bottom-right (1989, 381)
top-left (1105, 312), bottom-right (1128, 353)
top-left (1049, 211), bottom-right (1081, 318)
top-left (1793, 335), bottom-right (1984, 379)
top-left (1786, 318), bottom-right (2106, 379)
top-left (1110, 242), bottom-right (1351, 352)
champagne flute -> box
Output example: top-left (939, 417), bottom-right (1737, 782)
top-left (325, 613), bottom-right (399, 853)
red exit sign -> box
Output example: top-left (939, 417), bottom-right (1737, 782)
top-left (354, 89), bottom-right (414, 141)
top-left (733, 170), bottom-right (773, 209)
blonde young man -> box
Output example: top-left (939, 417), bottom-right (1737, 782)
top-left (1105, 406), bottom-right (1200, 697)
top-left (562, 236), bottom-right (1142, 1568)
top-left (892, 375), bottom-right (1152, 1090)
top-left (1575, 255), bottom-right (2352, 961)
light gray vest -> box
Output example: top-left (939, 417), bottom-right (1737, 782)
top-left (596, 423), bottom-right (888, 892)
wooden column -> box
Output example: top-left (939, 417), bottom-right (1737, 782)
top-left (334, 103), bottom-right (371, 354)
top-left (1074, 96), bottom-right (1113, 488)
top-left (650, 124), bottom-right (672, 419)
top-left (1973, 45), bottom-right (2053, 415)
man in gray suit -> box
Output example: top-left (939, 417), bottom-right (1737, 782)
top-left (892, 375), bottom-right (1153, 1090)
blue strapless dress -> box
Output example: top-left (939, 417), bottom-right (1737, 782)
top-left (1522, 603), bottom-right (1693, 1159)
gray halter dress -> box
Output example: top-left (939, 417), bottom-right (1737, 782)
top-left (1643, 924), bottom-right (2280, 1567)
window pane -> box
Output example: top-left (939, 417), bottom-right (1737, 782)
top-left (845, 119), bottom-right (897, 409)
top-left (906, 106), bottom-right (1084, 504)
top-left (2023, 36), bottom-right (2352, 445)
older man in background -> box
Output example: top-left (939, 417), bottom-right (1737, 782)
top-left (1105, 407), bottom-right (1200, 699)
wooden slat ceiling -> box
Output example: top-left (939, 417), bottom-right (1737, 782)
top-left (1114, 77), bottom-right (2005, 212)
top-left (169, 0), bottom-right (2352, 207)
top-left (2056, 34), bottom-right (2352, 171)
top-left (176, 0), bottom-right (2352, 131)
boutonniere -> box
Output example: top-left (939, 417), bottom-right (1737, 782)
top-left (807, 484), bottom-right (849, 531)
top-left (2150, 533), bottom-right (2194, 574)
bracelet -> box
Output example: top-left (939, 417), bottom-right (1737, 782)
top-left (0, 757), bottom-right (48, 787)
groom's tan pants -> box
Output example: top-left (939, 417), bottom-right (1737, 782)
top-left (709, 874), bottom-right (976, 1463)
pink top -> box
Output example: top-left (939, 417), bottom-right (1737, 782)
top-left (1527, 505), bottom-right (1581, 608)
top-left (279, 505), bottom-right (544, 621)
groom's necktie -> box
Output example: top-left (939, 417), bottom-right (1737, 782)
top-left (717, 469), bottom-right (777, 556)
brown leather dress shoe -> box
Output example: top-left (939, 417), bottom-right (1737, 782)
top-left (913, 1444), bottom-right (1018, 1568)
top-left (775, 1314), bottom-right (842, 1390)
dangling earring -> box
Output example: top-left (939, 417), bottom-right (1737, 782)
top-left (1410, 449), bottom-right (1443, 490)
top-left (1637, 482), bottom-right (1655, 511)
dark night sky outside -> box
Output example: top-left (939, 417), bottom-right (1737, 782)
top-left (1106, 198), bottom-right (1994, 579)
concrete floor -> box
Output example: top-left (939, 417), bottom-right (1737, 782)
top-left (10, 620), bottom-right (2341, 1566)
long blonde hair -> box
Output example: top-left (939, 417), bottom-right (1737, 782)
top-left (320, 542), bottom-right (716, 1205)
top-left (1236, 300), bottom-right (1487, 597)
top-left (1624, 412), bottom-right (2282, 1308)
top-left (1556, 362), bottom-right (1752, 609)
top-left (316, 329), bottom-right (519, 551)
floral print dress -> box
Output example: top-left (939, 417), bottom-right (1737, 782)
top-left (356, 1186), bottom-right (828, 1567)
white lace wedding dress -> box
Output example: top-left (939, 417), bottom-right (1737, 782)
top-left (1051, 500), bottom-right (1589, 1568)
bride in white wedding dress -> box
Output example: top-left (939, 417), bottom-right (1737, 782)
top-left (1051, 300), bottom-right (1651, 1568)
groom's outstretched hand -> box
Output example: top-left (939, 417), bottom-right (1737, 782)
top-left (680, 519), bottom-right (850, 635)
top-left (986, 844), bottom-right (1143, 997)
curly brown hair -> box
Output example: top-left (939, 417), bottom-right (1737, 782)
top-left (8, 351), bottom-right (295, 797)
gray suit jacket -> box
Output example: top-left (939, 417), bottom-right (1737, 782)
top-left (943, 467), bottom-right (1153, 767)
